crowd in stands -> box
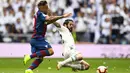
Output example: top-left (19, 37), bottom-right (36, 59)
top-left (0, 0), bottom-right (130, 44)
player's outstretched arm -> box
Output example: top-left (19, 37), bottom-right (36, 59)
top-left (45, 13), bottom-right (72, 24)
top-left (53, 22), bottom-right (61, 28)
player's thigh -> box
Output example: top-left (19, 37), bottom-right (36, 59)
top-left (75, 60), bottom-right (90, 70)
top-left (76, 53), bottom-right (83, 60)
top-left (73, 60), bottom-right (90, 70)
top-left (34, 39), bottom-right (52, 50)
top-left (70, 50), bottom-right (80, 57)
top-left (30, 39), bottom-right (37, 53)
top-left (30, 46), bottom-right (37, 53)
top-left (69, 50), bottom-right (83, 61)
top-left (30, 38), bottom-right (51, 51)
top-left (63, 50), bottom-right (79, 60)
top-left (63, 48), bottom-right (72, 59)
top-left (36, 39), bottom-right (54, 55)
top-left (63, 51), bottom-right (70, 59)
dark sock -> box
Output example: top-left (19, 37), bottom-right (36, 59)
top-left (28, 59), bottom-right (43, 70)
top-left (30, 50), bottom-right (50, 58)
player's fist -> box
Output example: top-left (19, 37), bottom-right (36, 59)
top-left (62, 13), bottom-right (72, 18)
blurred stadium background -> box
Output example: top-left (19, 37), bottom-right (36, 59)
top-left (0, 0), bottom-right (130, 73)
top-left (0, 0), bottom-right (130, 44)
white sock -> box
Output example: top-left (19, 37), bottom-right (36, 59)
top-left (60, 56), bottom-right (76, 65)
top-left (66, 64), bottom-right (85, 70)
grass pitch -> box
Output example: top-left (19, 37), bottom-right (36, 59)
top-left (0, 58), bottom-right (130, 73)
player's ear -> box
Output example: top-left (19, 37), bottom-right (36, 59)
top-left (64, 24), bottom-right (67, 26)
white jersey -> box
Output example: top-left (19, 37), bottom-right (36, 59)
top-left (58, 26), bottom-right (76, 51)
top-left (57, 26), bottom-right (79, 59)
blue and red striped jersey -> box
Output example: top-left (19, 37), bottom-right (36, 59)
top-left (32, 10), bottom-right (47, 38)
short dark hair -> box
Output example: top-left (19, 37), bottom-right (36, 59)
top-left (63, 19), bottom-right (73, 26)
top-left (38, 1), bottom-right (47, 7)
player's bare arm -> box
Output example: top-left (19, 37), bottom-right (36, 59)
top-left (53, 22), bottom-right (61, 28)
top-left (45, 13), bottom-right (72, 24)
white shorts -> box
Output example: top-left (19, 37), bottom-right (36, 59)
top-left (63, 49), bottom-right (83, 64)
top-left (63, 46), bottom-right (79, 59)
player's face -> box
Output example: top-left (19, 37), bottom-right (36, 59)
top-left (39, 4), bottom-right (48, 14)
top-left (67, 21), bottom-right (74, 32)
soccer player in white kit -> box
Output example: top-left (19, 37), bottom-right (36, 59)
top-left (53, 19), bottom-right (90, 71)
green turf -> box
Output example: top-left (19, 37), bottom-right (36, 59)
top-left (0, 58), bottom-right (130, 73)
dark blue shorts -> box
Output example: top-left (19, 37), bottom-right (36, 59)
top-left (30, 38), bottom-right (52, 53)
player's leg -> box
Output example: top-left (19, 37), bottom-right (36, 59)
top-left (24, 49), bottom-right (54, 65)
top-left (24, 44), bottom-right (44, 73)
top-left (28, 39), bottom-right (54, 58)
top-left (24, 48), bottom-right (54, 73)
top-left (24, 48), bottom-right (54, 65)
top-left (57, 52), bottom-right (83, 70)
top-left (30, 39), bottom-right (54, 58)
top-left (24, 39), bottom-right (54, 65)
top-left (23, 42), bottom-right (37, 65)
top-left (24, 39), bottom-right (54, 73)
top-left (28, 57), bottom-right (43, 70)
top-left (29, 48), bottom-right (54, 58)
top-left (65, 60), bottom-right (90, 71)
top-left (25, 57), bottom-right (43, 73)
top-left (80, 60), bottom-right (90, 70)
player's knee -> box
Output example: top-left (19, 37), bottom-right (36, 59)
top-left (84, 65), bottom-right (90, 70)
top-left (76, 54), bottom-right (83, 60)
top-left (80, 60), bottom-right (90, 70)
top-left (38, 57), bottom-right (43, 60)
top-left (48, 48), bottom-right (54, 56)
top-left (78, 56), bottom-right (83, 60)
top-left (36, 57), bottom-right (43, 61)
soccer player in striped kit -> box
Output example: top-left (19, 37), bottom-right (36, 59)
top-left (23, 1), bottom-right (72, 73)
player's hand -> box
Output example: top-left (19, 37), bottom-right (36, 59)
top-left (62, 13), bottom-right (72, 18)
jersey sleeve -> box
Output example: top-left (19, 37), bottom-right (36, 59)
top-left (57, 26), bottom-right (66, 32)
top-left (38, 12), bottom-right (47, 21)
